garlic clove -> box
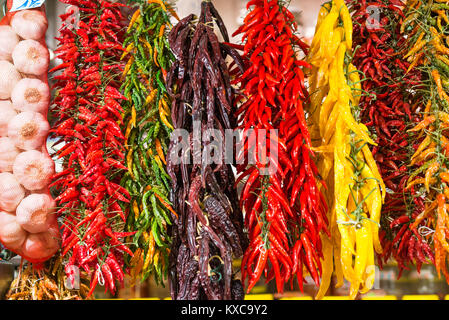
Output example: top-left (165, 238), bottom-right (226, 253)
top-left (16, 193), bottom-right (55, 233)
top-left (0, 172), bottom-right (25, 212)
top-left (0, 211), bottom-right (27, 251)
top-left (11, 78), bottom-right (50, 113)
top-left (13, 150), bottom-right (55, 191)
top-left (7, 111), bottom-right (49, 150)
top-left (0, 26), bottom-right (20, 61)
top-left (12, 40), bottom-right (49, 76)
top-left (0, 137), bottom-right (20, 172)
top-left (0, 100), bottom-right (17, 136)
top-left (0, 61), bottom-right (22, 99)
top-left (10, 10), bottom-right (48, 41)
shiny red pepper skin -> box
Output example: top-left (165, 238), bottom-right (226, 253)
top-left (51, 0), bottom-right (130, 296)
top-left (235, 0), bottom-right (328, 293)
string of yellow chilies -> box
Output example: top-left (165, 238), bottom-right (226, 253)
top-left (307, 0), bottom-right (386, 299)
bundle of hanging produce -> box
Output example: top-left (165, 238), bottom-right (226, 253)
top-left (348, 0), bottom-right (433, 276)
top-left (307, 0), bottom-right (386, 299)
top-left (0, 2), bottom-right (60, 264)
top-left (401, 0), bottom-right (449, 284)
top-left (6, 255), bottom-right (93, 300)
top-left (232, 0), bottom-right (328, 294)
top-left (50, 0), bottom-right (133, 296)
top-left (120, 0), bottom-right (178, 286)
top-left (166, 1), bottom-right (247, 300)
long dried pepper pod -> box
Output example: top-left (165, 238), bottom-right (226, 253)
top-left (166, 0), bottom-right (247, 300)
top-left (232, 0), bottom-right (328, 294)
top-left (120, 0), bottom-right (179, 286)
top-left (401, 0), bottom-right (449, 284)
top-left (50, 0), bottom-right (132, 296)
top-left (307, 0), bottom-right (386, 299)
top-left (347, 0), bottom-right (433, 277)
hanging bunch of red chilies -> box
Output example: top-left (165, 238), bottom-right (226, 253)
top-left (50, 0), bottom-right (133, 296)
top-left (233, 0), bottom-right (329, 293)
top-left (348, 0), bottom-right (434, 277)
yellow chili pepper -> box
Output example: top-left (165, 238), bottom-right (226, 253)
top-left (122, 56), bottom-right (134, 80)
top-left (315, 236), bottom-right (334, 300)
top-left (127, 9), bottom-right (141, 33)
top-left (335, 0), bottom-right (352, 50)
top-left (155, 138), bottom-right (166, 165)
top-left (133, 200), bottom-right (140, 219)
top-left (148, 0), bottom-right (166, 11)
top-left (432, 69), bottom-right (449, 103)
top-left (127, 149), bottom-right (134, 178)
top-left (160, 112), bottom-right (174, 131)
top-left (153, 45), bottom-right (160, 67)
top-left (143, 233), bottom-right (155, 270)
top-left (122, 42), bottom-right (135, 60)
top-left (425, 161), bottom-right (440, 193)
top-left (124, 118), bottom-right (133, 142)
top-left (146, 89), bottom-right (158, 106)
top-left (404, 36), bottom-right (425, 59)
top-left (159, 24), bottom-right (166, 38)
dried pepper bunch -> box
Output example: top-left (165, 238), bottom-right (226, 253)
top-left (50, 0), bottom-right (132, 296)
top-left (401, 0), bottom-right (449, 283)
top-left (6, 255), bottom-right (93, 300)
top-left (348, 0), bottom-right (433, 277)
top-left (308, 0), bottom-right (386, 299)
top-left (121, 0), bottom-right (178, 286)
top-left (232, 0), bottom-right (328, 294)
top-left (166, 0), bottom-right (247, 300)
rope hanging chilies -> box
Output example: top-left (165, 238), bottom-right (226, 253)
top-left (307, 0), bottom-right (386, 299)
top-left (166, 1), bottom-right (247, 300)
top-left (120, 0), bottom-right (178, 287)
top-left (348, 0), bottom-right (433, 277)
top-left (401, 0), bottom-right (449, 284)
top-left (50, 0), bottom-right (131, 297)
top-left (233, 0), bottom-right (328, 294)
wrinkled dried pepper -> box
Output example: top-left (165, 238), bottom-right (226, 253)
top-left (166, 1), bottom-right (247, 300)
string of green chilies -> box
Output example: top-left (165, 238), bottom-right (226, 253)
top-left (120, 0), bottom-right (177, 285)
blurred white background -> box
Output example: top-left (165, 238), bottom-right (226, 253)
top-left (176, 0), bottom-right (327, 42)
top-left (31, 0), bottom-right (327, 51)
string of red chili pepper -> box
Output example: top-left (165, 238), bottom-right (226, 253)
top-left (49, 0), bottom-right (133, 296)
top-left (232, 0), bottom-right (328, 293)
top-left (348, 0), bottom-right (434, 277)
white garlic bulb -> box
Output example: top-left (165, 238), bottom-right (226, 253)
top-left (8, 111), bottom-right (49, 150)
top-left (13, 150), bottom-right (55, 191)
top-left (12, 40), bottom-right (49, 76)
